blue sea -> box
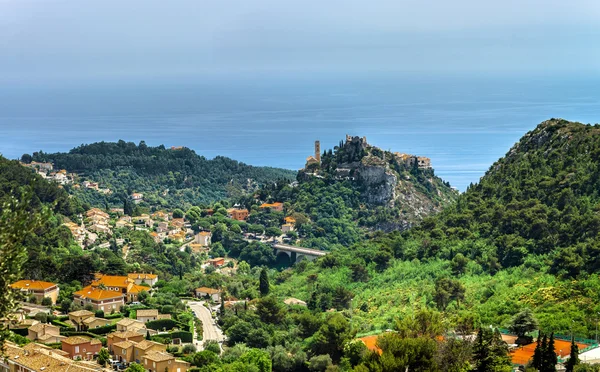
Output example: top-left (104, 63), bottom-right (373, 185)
top-left (1, 73), bottom-right (599, 191)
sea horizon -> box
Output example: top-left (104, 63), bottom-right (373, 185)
top-left (2, 73), bottom-right (599, 191)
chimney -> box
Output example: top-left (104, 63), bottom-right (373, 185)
top-left (314, 141), bottom-right (321, 163)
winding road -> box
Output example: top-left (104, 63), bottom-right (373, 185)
top-left (187, 301), bottom-right (225, 349)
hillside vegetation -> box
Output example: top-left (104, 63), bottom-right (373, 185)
top-left (268, 119), bottom-right (600, 338)
top-left (28, 140), bottom-right (296, 210)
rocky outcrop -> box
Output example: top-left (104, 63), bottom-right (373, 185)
top-left (356, 164), bottom-right (397, 206)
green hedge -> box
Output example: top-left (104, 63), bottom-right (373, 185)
top-left (145, 319), bottom-right (189, 332)
top-left (51, 319), bottom-right (75, 332)
top-left (88, 324), bottom-right (117, 335)
top-left (10, 328), bottom-right (28, 336)
top-left (104, 313), bottom-right (123, 320)
top-left (168, 331), bottom-right (193, 343)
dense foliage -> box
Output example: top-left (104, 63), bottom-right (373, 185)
top-left (28, 140), bottom-right (296, 210)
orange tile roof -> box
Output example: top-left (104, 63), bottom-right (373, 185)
top-left (92, 275), bottom-right (131, 288)
top-left (62, 336), bottom-right (101, 345)
top-left (128, 273), bottom-right (158, 280)
top-left (127, 283), bottom-right (149, 294)
top-left (260, 202), bottom-right (283, 208)
top-left (285, 216), bottom-right (296, 223)
top-left (199, 231), bottom-right (211, 236)
top-left (196, 287), bottom-right (221, 294)
top-left (74, 286), bottom-right (123, 301)
top-left (10, 280), bottom-right (57, 291)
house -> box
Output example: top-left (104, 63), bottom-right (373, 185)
top-left (86, 208), bottom-right (109, 221)
top-left (207, 257), bottom-right (225, 268)
top-left (68, 310), bottom-right (95, 331)
top-left (151, 211), bottom-right (169, 221)
top-left (0, 341), bottom-right (101, 372)
top-left (61, 336), bottom-right (102, 360)
top-left (170, 218), bottom-right (185, 229)
top-left (81, 316), bottom-right (111, 330)
top-left (136, 309), bottom-right (159, 323)
top-left (10, 280), bottom-right (60, 305)
top-left (284, 216), bottom-right (296, 225)
top-left (189, 243), bottom-right (209, 254)
top-left (132, 214), bottom-right (153, 227)
top-left (131, 193), bottom-right (144, 202)
top-left (112, 339), bottom-right (167, 364)
top-left (116, 219), bottom-right (134, 229)
top-left (281, 223), bottom-right (294, 233)
top-left (142, 350), bottom-right (190, 372)
top-left (88, 223), bottom-right (111, 235)
top-left (195, 287), bottom-right (222, 302)
top-left (128, 273), bottom-right (158, 287)
top-left (27, 323), bottom-right (64, 343)
top-left (107, 331), bottom-right (145, 352)
top-left (157, 221), bottom-right (169, 233)
top-left (170, 231), bottom-right (186, 243)
top-left (157, 314), bottom-right (172, 320)
top-left (259, 202), bottom-right (284, 212)
top-left (73, 286), bottom-right (124, 312)
top-left (126, 283), bottom-right (151, 303)
top-left (228, 208), bottom-right (249, 221)
top-left (116, 318), bottom-right (146, 333)
top-left (111, 208), bottom-right (125, 215)
top-left (194, 231), bottom-right (212, 246)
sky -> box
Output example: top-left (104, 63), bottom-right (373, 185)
top-left (1, 0), bottom-right (600, 82)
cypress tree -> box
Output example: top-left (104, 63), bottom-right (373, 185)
top-left (146, 331), bottom-right (151, 340)
top-left (473, 328), bottom-right (490, 372)
top-left (540, 334), bottom-right (549, 370)
top-left (546, 333), bottom-right (557, 372)
top-left (565, 337), bottom-right (579, 372)
top-left (532, 333), bottom-right (543, 370)
top-left (259, 267), bottom-right (270, 296)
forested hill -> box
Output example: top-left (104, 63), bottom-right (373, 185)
top-left (28, 141), bottom-right (296, 209)
top-left (408, 118), bottom-right (600, 275)
top-left (251, 135), bottom-right (457, 245)
top-left (0, 156), bottom-right (86, 281)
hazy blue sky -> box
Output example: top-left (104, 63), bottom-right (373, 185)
top-left (1, 0), bottom-right (599, 82)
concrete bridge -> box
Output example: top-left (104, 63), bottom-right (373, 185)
top-left (271, 243), bottom-right (328, 263)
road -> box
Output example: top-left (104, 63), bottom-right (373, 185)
top-left (188, 301), bottom-right (225, 349)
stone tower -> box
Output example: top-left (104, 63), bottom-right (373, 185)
top-left (315, 141), bottom-right (321, 163)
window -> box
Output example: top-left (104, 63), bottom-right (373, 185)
top-left (75, 346), bottom-right (79, 353)
top-left (153, 362), bottom-right (156, 368)
top-left (122, 349), bottom-right (126, 355)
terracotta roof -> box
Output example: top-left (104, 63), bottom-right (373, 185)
top-left (62, 336), bottom-right (100, 345)
top-left (136, 309), bottom-right (159, 318)
top-left (285, 216), bottom-right (296, 223)
top-left (92, 275), bottom-right (131, 288)
top-left (82, 316), bottom-right (109, 325)
top-left (109, 330), bottom-right (143, 340)
top-left (69, 310), bottom-right (94, 317)
top-left (127, 283), bottom-right (149, 294)
top-left (198, 231), bottom-right (211, 236)
top-left (144, 351), bottom-right (175, 362)
top-left (4, 342), bottom-right (99, 372)
top-left (128, 273), bottom-right (158, 281)
top-left (196, 287), bottom-right (221, 294)
top-left (113, 340), bottom-right (135, 350)
top-left (260, 202), bottom-right (283, 208)
top-left (117, 318), bottom-right (139, 326)
top-left (135, 340), bottom-right (163, 350)
top-left (10, 280), bottom-right (57, 291)
top-left (74, 285), bottom-right (123, 301)
top-left (29, 323), bottom-right (58, 333)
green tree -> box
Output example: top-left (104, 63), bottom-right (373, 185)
top-left (545, 333), bottom-right (558, 372)
top-left (173, 209), bottom-right (184, 219)
top-left (473, 328), bottom-right (511, 372)
top-left (97, 348), bottom-right (110, 366)
top-left (125, 363), bottom-right (145, 372)
top-left (565, 337), bottom-right (580, 372)
top-left (0, 189), bottom-right (42, 348)
top-left (41, 297), bottom-right (52, 307)
top-left (239, 349), bottom-right (272, 372)
top-left (259, 267), bottom-right (270, 296)
top-left (508, 309), bottom-right (538, 344)
top-left (192, 350), bottom-right (219, 367)
top-left (310, 313), bottom-right (355, 362)
top-left (265, 227), bottom-right (283, 239)
top-left (256, 296), bottom-right (284, 324)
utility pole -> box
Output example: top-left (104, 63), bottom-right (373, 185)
top-left (596, 312), bottom-right (599, 344)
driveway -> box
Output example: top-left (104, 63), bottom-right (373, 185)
top-left (187, 301), bottom-right (225, 349)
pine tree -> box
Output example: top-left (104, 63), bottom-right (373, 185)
top-left (565, 337), bottom-right (579, 372)
top-left (146, 331), bottom-right (151, 340)
top-left (259, 267), bottom-right (270, 296)
top-left (473, 328), bottom-right (490, 372)
top-left (546, 333), bottom-right (557, 372)
top-left (532, 333), bottom-right (543, 370)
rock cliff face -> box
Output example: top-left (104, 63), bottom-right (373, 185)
top-left (300, 135), bottom-right (458, 231)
